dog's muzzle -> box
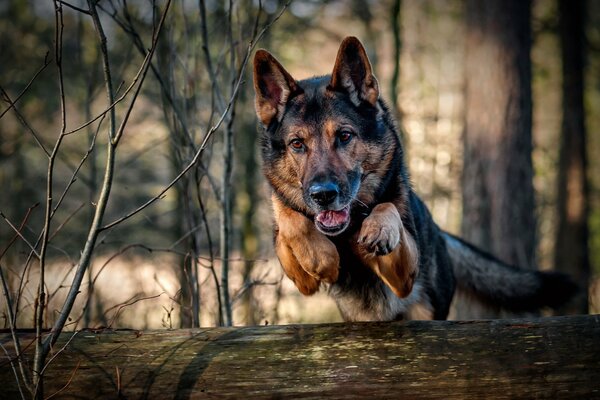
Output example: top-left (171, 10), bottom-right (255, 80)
top-left (307, 183), bottom-right (351, 235)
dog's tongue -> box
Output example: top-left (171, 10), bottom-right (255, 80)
top-left (316, 207), bottom-right (350, 228)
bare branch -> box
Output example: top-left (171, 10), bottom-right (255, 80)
top-left (44, 360), bottom-right (81, 400)
top-left (34, 332), bottom-right (81, 398)
top-left (0, 211), bottom-right (41, 259)
top-left (0, 204), bottom-right (39, 262)
top-left (0, 86), bottom-right (51, 157)
top-left (57, 0), bottom-right (90, 15)
top-left (99, 0), bottom-right (290, 232)
top-left (33, 2), bottom-right (69, 392)
top-left (41, 0), bottom-right (173, 357)
top-left (199, 0), bottom-right (226, 113)
top-left (0, 203), bottom-right (39, 392)
top-left (48, 204), bottom-right (85, 242)
top-left (99, 1), bottom-right (196, 149)
top-left (111, 25), bottom-right (165, 145)
top-left (62, 51), bottom-right (156, 137)
top-left (0, 342), bottom-right (26, 400)
top-left (0, 54), bottom-right (51, 120)
top-left (39, 331), bottom-right (80, 378)
top-left (0, 266), bottom-right (32, 395)
top-left (231, 275), bottom-right (278, 306)
top-left (50, 114), bottom-right (103, 220)
top-left (106, 293), bottom-right (165, 328)
top-left (89, 0), bottom-right (116, 143)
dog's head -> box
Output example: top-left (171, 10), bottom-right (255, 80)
top-left (254, 37), bottom-right (399, 236)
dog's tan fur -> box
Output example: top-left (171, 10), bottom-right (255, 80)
top-left (275, 198), bottom-right (419, 300)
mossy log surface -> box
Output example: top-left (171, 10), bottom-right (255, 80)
top-left (1, 315), bottom-right (599, 399)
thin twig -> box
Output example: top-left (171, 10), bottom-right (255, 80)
top-left (0, 204), bottom-right (38, 392)
top-left (100, 1), bottom-right (197, 150)
top-left (62, 51), bottom-right (158, 136)
top-left (44, 360), bottom-right (81, 400)
top-left (35, 331), bottom-right (81, 398)
top-left (232, 277), bottom-right (279, 305)
top-left (106, 293), bottom-right (165, 328)
top-left (39, 331), bottom-right (80, 378)
top-left (115, 366), bottom-right (121, 397)
top-left (0, 54), bottom-right (52, 120)
top-left (50, 114), bottom-right (103, 220)
top-left (57, 0), bottom-right (90, 15)
top-left (0, 266), bottom-right (31, 395)
top-left (0, 86), bottom-right (51, 157)
top-left (0, 342), bottom-right (26, 400)
top-left (199, 0), bottom-right (226, 113)
top-left (0, 212), bottom-right (41, 259)
top-left (48, 203), bottom-right (86, 242)
top-left (0, 204), bottom-right (39, 262)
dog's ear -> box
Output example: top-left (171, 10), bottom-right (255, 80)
top-left (328, 36), bottom-right (379, 107)
top-left (253, 50), bottom-right (302, 126)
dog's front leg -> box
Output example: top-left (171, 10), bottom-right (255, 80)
top-left (272, 196), bottom-right (340, 295)
top-left (357, 203), bottom-right (419, 298)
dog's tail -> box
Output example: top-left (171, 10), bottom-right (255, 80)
top-left (442, 232), bottom-right (578, 312)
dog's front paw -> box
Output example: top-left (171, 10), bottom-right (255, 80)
top-left (275, 236), bottom-right (321, 295)
top-left (358, 219), bottom-right (400, 255)
top-left (295, 235), bottom-right (340, 284)
top-left (358, 204), bottom-right (401, 255)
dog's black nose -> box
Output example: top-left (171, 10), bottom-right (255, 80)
top-left (309, 183), bottom-right (339, 206)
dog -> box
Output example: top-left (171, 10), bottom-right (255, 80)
top-left (252, 36), bottom-right (577, 321)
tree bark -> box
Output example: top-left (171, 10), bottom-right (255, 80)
top-left (554, 0), bottom-right (589, 315)
top-left (1, 315), bottom-right (598, 399)
top-left (457, 0), bottom-right (535, 319)
top-left (239, 119), bottom-right (260, 326)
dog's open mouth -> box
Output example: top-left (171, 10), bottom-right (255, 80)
top-left (315, 205), bottom-right (351, 235)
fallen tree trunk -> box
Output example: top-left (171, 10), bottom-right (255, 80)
top-left (1, 315), bottom-right (599, 399)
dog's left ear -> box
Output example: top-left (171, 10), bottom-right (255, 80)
top-left (328, 36), bottom-right (379, 107)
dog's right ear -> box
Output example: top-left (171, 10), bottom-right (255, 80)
top-left (253, 50), bottom-right (302, 126)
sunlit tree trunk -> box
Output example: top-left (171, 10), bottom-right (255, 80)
top-left (352, 0), bottom-right (378, 72)
top-left (555, 0), bottom-right (589, 315)
top-left (389, 0), bottom-right (407, 148)
top-left (456, 0), bottom-right (535, 319)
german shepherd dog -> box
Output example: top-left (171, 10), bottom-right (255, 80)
top-left (253, 37), bottom-right (576, 321)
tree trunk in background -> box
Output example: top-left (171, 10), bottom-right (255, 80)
top-left (352, 0), bottom-right (378, 72)
top-left (389, 0), bottom-right (406, 147)
top-left (455, 0), bottom-right (535, 319)
top-left (239, 119), bottom-right (260, 326)
top-left (390, 0), bottom-right (402, 118)
top-left (555, 0), bottom-right (589, 314)
top-left (156, 20), bottom-right (196, 328)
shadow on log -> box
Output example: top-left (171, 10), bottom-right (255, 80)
top-left (1, 315), bottom-right (599, 399)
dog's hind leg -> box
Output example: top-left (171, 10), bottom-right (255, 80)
top-left (356, 203), bottom-right (419, 298)
top-left (272, 196), bottom-right (340, 294)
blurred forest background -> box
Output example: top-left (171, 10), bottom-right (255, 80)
top-left (1, 0), bottom-right (599, 330)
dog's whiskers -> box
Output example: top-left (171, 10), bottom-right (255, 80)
top-left (352, 198), bottom-right (371, 215)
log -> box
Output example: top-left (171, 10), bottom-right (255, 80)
top-left (1, 315), bottom-right (599, 399)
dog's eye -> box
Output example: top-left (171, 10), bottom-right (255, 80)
top-left (289, 139), bottom-right (305, 151)
top-left (338, 131), bottom-right (353, 144)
